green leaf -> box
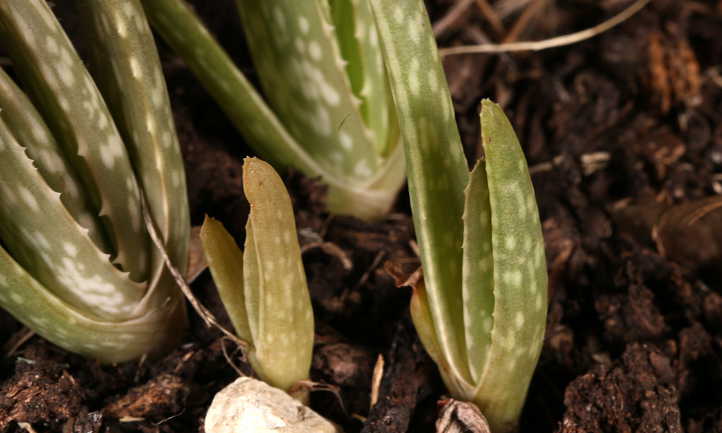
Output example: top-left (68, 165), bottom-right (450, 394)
top-left (0, 0), bottom-right (149, 282)
top-left (237, 0), bottom-right (377, 181)
top-left (200, 216), bottom-right (252, 344)
top-left (242, 158), bottom-right (314, 392)
top-left (0, 242), bottom-right (184, 363)
top-left (140, 0), bottom-right (405, 220)
top-left (370, 0), bottom-right (547, 431)
top-left (0, 67), bottom-right (109, 251)
top-left (329, 0), bottom-right (396, 156)
top-left (0, 117), bottom-right (144, 318)
top-left (0, 0), bottom-right (190, 364)
top-left (201, 159), bottom-right (315, 392)
top-left (409, 279), bottom-right (444, 371)
top-left (79, 0), bottom-right (190, 279)
top-left (329, 0), bottom-right (362, 98)
top-left (461, 161), bottom-right (494, 383)
top-left (140, 0), bottom-right (309, 172)
top-left (369, 0), bottom-right (472, 385)
top-left (470, 100), bottom-right (547, 432)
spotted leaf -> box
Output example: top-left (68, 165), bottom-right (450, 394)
top-left (140, 0), bottom-right (405, 220)
top-left (0, 0), bottom-right (149, 281)
top-left (0, 117), bottom-right (185, 361)
top-left (468, 101), bottom-right (547, 432)
top-left (0, 242), bottom-right (183, 363)
top-left (0, 68), bottom-right (108, 251)
top-left (80, 0), bottom-right (190, 294)
top-left (370, 0), bottom-right (473, 388)
top-left (0, 0), bottom-right (189, 363)
top-left (201, 158), bottom-right (314, 393)
top-left (370, 1), bottom-right (548, 432)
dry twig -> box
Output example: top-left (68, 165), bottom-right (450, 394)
top-left (440, 0), bottom-right (651, 56)
top-left (141, 194), bottom-right (247, 350)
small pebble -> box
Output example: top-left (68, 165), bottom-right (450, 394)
top-left (205, 377), bottom-right (340, 433)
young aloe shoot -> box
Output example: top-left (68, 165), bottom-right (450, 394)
top-left (140, 0), bottom-right (405, 220)
top-left (369, 1), bottom-right (547, 432)
top-left (0, 0), bottom-right (189, 363)
top-left (201, 158), bottom-right (314, 397)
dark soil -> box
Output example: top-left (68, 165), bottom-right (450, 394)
top-left (3, 0), bottom-right (722, 432)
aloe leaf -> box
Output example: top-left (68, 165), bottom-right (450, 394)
top-left (0, 0), bottom-right (149, 282)
top-left (470, 100), bottom-right (547, 432)
top-left (242, 158), bottom-right (314, 392)
top-left (0, 0), bottom-right (189, 364)
top-left (140, 0), bottom-right (308, 171)
top-left (79, 0), bottom-right (190, 278)
top-left (324, 0), bottom-right (400, 160)
top-left (328, 0), bottom-right (361, 97)
top-left (409, 280), bottom-right (444, 370)
top-left (0, 117), bottom-right (144, 318)
top-left (200, 217), bottom-right (252, 344)
top-left (0, 67), bottom-right (109, 251)
top-left (371, 1), bottom-right (547, 431)
top-left (237, 0), bottom-right (377, 181)
top-left (351, 0), bottom-right (398, 157)
top-left (240, 224), bottom-right (260, 346)
top-left (0, 243), bottom-right (184, 363)
top-left (461, 161), bottom-right (494, 383)
top-left (369, 0), bottom-right (472, 385)
top-left (140, 0), bottom-right (404, 220)
top-left (326, 143), bottom-right (405, 219)
top-left (410, 279), bottom-right (478, 398)
top-left (329, 0), bottom-right (395, 156)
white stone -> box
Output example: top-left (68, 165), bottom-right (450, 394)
top-left (205, 377), bottom-right (340, 433)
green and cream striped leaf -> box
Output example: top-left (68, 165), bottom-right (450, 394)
top-left (80, 0), bottom-right (190, 283)
top-left (369, 0), bottom-right (472, 385)
top-left (242, 158), bottom-right (314, 392)
top-left (237, 0), bottom-right (377, 182)
top-left (0, 67), bottom-right (109, 251)
top-left (329, 0), bottom-right (396, 157)
top-left (371, 1), bottom-right (547, 431)
top-left (353, 0), bottom-right (396, 156)
top-left (0, 243), bottom-right (184, 363)
top-left (140, 0), bottom-right (319, 174)
top-left (140, 0), bottom-right (404, 220)
top-left (469, 100), bottom-right (547, 433)
top-left (0, 118), bottom-right (144, 319)
top-left (0, 0), bottom-right (149, 282)
top-left (0, 0), bottom-right (191, 363)
top-left (328, 0), bottom-right (360, 95)
top-left (326, 140), bottom-right (404, 220)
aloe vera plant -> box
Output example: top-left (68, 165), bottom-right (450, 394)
top-left (140, 0), bottom-right (404, 221)
top-left (369, 1), bottom-right (547, 431)
top-left (0, 0), bottom-right (189, 363)
top-left (201, 158), bottom-right (314, 396)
